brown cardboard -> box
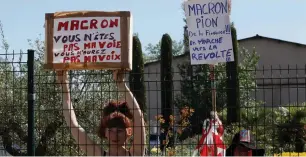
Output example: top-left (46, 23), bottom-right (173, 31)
top-left (44, 11), bottom-right (132, 71)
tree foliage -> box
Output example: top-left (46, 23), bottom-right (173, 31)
top-left (129, 35), bottom-right (146, 116)
top-left (0, 21), bottom-right (118, 155)
top-left (160, 34), bottom-right (174, 150)
top-left (226, 23), bottom-right (240, 123)
top-left (28, 36), bottom-right (118, 155)
top-left (221, 102), bottom-right (306, 155)
top-left (145, 40), bottom-right (183, 62)
top-left (276, 104), bottom-right (306, 152)
top-left (175, 47), bottom-right (260, 139)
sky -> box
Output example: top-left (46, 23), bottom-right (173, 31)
top-left (0, 0), bottom-right (305, 54)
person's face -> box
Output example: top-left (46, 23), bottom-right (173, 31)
top-left (233, 145), bottom-right (252, 156)
top-left (105, 127), bottom-right (132, 146)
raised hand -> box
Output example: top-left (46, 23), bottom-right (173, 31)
top-left (112, 70), bottom-right (125, 88)
top-left (56, 71), bottom-right (68, 84)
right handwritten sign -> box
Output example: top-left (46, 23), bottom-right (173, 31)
top-left (184, 0), bottom-right (234, 65)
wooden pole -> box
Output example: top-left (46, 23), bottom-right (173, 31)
top-left (209, 64), bottom-right (216, 112)
top-left (209, 64), bottom-right (218, 156)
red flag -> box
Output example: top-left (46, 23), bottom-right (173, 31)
top-left (193, 112), bottom-right (226, 156)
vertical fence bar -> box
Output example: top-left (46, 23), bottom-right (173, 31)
top-left (27, 49), bottom-right (35, 156)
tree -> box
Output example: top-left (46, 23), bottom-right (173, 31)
top-left (27, 36), bottom-right (117, 155)
top-left (226, 23), bottom-right (240, 123)
top-left (220, 102), bottom-right (306, 155)
top-left (160, 34), bottom-right (174, 150)
top-left (175, 47), bottom-right (260, 140)
top-left (0, 21), bottom-right (62, 156)
top-left (145, 40), bottom-right (184, 62)
top-left (277, 105), bottom-right (306, 153)
top-left (129, 35), bottom-right (146, 117)
top-left (0, 21), bottom-right (118, 155)
top-left (0, 119), bottom-right (62, 156)
top-left (177, 17), bottom-right (227, 138)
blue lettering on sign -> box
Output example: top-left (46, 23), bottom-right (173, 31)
top-left (198, 30), bottom-right (204, 36)
top-left (225, 24), bottom-right (231, 34)
top-left (196, 16), bottom-right (218, 28)
top-left (197, 37), bottom-right (223, 45)
top-left (188, 1), bottom-right (228, 16)
top-left (191, 48), bottom-right (232, 61)
top-left (226, 50), bottom-right (232, 57)
top-left (205, 29), bottom-right (228, 35)
top-left (209, 45), bottom-right (218, 50)
top-left (189, 31), bottom-right (197, 37)
top-left (190, 40), bottom-right (196, 46)
top-left (192, 46), bottom-right (206, 51)
top-left (185, 0), bottom-right (233, 64)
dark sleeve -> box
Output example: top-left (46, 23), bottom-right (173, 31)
top-left (226, 148), bottom-right (232, 156)
top-left (253, 149), bottom-right (265, 156)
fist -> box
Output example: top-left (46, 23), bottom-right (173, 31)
top-left (56, 71), bottom-right (68, 84)
top-left (113, 70), bottom-right (125, 87)
top-left (210, 111), bottom-right (219, 119)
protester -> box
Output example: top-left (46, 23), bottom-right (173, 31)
top-left (226, 129), bottom-right (265, 156)
top-left (56, 70), bottom-right (146, 156)
top-left (193, 111), bottom-right (226, 156)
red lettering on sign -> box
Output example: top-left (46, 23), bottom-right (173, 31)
top-left (80, 20), bottom-right (88, 30)
top-left (63, 43), bottom-right (80, 52)
top-left (84, 42), bottom-right (96, 49)
top-left (57, 19), bottom-right (118, 31)
top-left (83, 41), bottom-right (121, 49)
top-left (70, 20), bottom-right (79, 30)
top-left (98, 41), bottom-right (121, 49)
top-left (84, 56), bottom-right (91, 62)
top-left (57, 21), bottom-right (69, 31)
top-left (62, 56), bottom-right (80, 63)
top-left (83, 54), bottom-right (121, 62)
top-left (63, 57), bottom-right (70, 63)
top-left (90, 19), bottom-right (98, 29)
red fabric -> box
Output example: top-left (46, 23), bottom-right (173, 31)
top-left (248, 150), bottom-right (253, 156)
top-left (233, 146), bottom-right (253, 156)
top-left (195, 118), bottom-right (226, 156)
top-left (195, 121), bottom-right (211, 150)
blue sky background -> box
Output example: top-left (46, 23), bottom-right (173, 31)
top-left (0, 0), bottom-right (305, 53)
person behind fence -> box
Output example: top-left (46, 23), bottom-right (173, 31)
top-left (56, 70), bottom-right (146, 156)
top-left (193, 111), bottom-right (226, 156)
top-left (226, 129), bottom-right (265, 156)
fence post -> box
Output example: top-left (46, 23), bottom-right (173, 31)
top-left (27, 49), bottom-right (35, 156)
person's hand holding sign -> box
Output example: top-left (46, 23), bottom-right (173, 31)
top-left (56, 69), bottom-right (146, 156)
top-left (111, 69), bottom-right (146, 155)
top-left (113, 70), bottom-right (126, 89)
top-left (56, 71), bottom-right (68, 85)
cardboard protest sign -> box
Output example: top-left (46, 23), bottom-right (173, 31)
top-left (44, 11), bottom-right (133, 70)
top-left (184, 0), bottom-right (234, 65)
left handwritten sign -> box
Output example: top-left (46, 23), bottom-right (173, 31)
top-left (44, 11), bottom-right (133, 70)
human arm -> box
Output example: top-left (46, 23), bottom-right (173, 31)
top-left (210, 111), bottom-right (224, 135)
top-left (56, 71), bottom-right (102, 156)
top-left (113, 70), bottom-right (146, 156)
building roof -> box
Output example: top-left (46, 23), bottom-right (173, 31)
top-left (144, 34), bottom-right (306, 66)
top-left (239, 34), bottom-right (306, 48)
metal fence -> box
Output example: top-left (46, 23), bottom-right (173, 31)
top-left (0, 49), bottom-right (305, 156)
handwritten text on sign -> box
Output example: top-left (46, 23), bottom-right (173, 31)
top-left (53, 17), bottom-right (121, 63)
top-left (184, 0), bottom-right (234, 65)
